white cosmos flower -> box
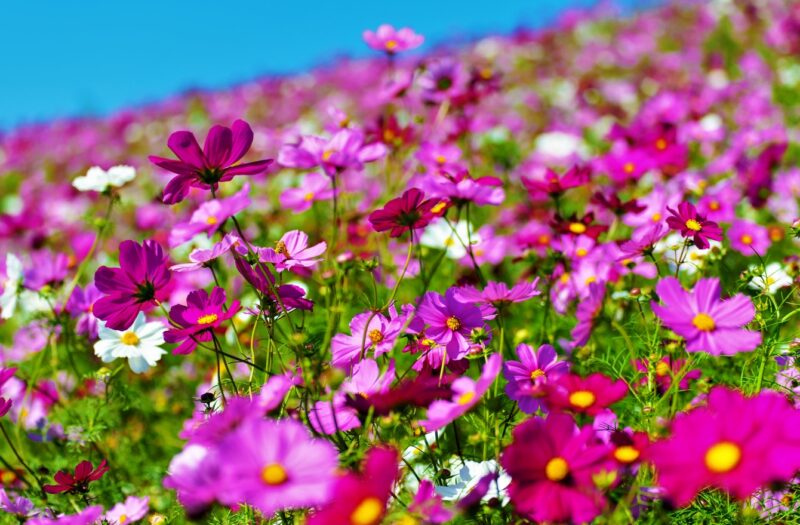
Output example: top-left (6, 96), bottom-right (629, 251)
top-left (0, 254), bottom-right (23, 319)
top-left (420, 220), bottom-right (479, 259)
top-left (94, 312), bottom-right (167, 373)
top-left (434, 459), bottom-right (511, 504)
top-left (749, 262), bottom-right (793, 294)
top-left (73, 165), bottom-right (136, 192)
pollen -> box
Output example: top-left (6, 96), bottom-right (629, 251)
top-left (709, 200), bottom-right (720, 210)
top-left (692, 313), bottom-right (715, 331)
top-left (623, 162), bottom-right (635, 174)
top-left (197, 313), bottom-right (219, 325)
top-left (655, 138), bottom-right (667, 150)
top-left (545, 456), bottom-right (569, 481)
top-left (740, 234), bottom-right (753, 245)
top-left (435, 154), bottom-right (447, 164)
top-left (431, 201), bottom-right (447, 214)
top-left (655, 361), bottom-right (670, 376)
top-left (576, 248), bottom-right (588, 257)
top-left (614, 445), bottom-right (640, 464)
top-left (304, 192), bottom-right (315, 201)
top-left (351, 496), bottom-right (383, 525)
top-left (261, 463), bottom-right (288, 486)
top-left (275, 240), bottom-right (289, 256)
top-left (651, 212), bottom-right (661, 222)
top-left (120, 331), bottom-right (139, 346)
top-left (568, 222), bottom-right (587, 234)
top-left (457, 391), bottom-right (475, 405)
top-left (368, 329), bottom-right (384, 344)
top-left (537, 234), bottom-right (551, 245)
top-left (446, 316), bottom-right (462, 331)
top-left (530, 369), bottom-right (545, 380)
top-left (206, 216), bottom-right (218, 225)
top-left (118, 515), bottom-right (128, 524)
top-left (704, 441), bottom-right (741, 473)
top-left (322, 149), bottom-right (334, 161)
top-left (685, 219), bottom-right (703, 231)
top-left (569, 390), bottom-right (596, 409)
top-left (385, 39), bottom-right (398, 51)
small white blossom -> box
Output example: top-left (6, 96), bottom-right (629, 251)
top-left (94, 313), bottom-right (167, 373)
top-left (0, 254), bottom-right (23, 319)
top-left (73, 165), bottom-right (136, 192)
top-left (749, 262), bottom-right (793, 294)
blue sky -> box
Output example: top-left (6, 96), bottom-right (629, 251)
top-left (0, 0), bottom-right (657, 130)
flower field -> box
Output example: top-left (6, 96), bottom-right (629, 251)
top-left (3, 1), bottom-right (800, 523)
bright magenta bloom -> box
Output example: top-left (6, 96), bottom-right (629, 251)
top-left (149, 119), bottom-right (273, 204)
top-left (258, 230), bottom-right (326, 273)
top-left (501, 413), bottom-right (615, 524)
top-left (651, 277), bottom-right (762, 355)
top-left (363, 24), bottom-right (424, 53)
top-left (93, 240), bottom-right (171, 330)
top-left (647, 387), bottom-right (800, 506)
top-left (545, 373), bottom-right (628, 416)
top-left (503, 343), bottom-right (569, 414)
top-left (368, 188), bottom-right (441, 238)
top-left (665, 201), bottom-right (723, 249)
top-left (164, 287), bottom-right (240, 355)
top-left (417, 288), bottom-right (487, 362)
top-left (727, 219), bottom-right (771, 256)
top-left (43, 460), bottom-right (109, 494)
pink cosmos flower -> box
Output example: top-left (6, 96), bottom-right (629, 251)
top-left (417, 289), bottom-right (487, 362)
top-left (23, 250), bottom-right (69, 291)
top-left (522, 164), bottom-right (591, 197)
top-left (503, 343), bottom-right (569, 414)
top-left (149, 119), bottom-right (273, 204)
top-left (363, 24), bottom-right (424, 54)
top-left (258, 230), bottom-right (326, 273)
top-left (331, 306), bottom-right (412, 367)
top-left (27, 506), bottom-right (104, 525)
top-left (308, 447), bottom-right (399, 525)
top-left (170, 233), bottom-right (244, 273)
top-left (651, 277), bottom-right (762, 355)
top-left (279, 172), bottom-right (334, 213)
top-left (103, 495), bottom-right (149, 525)
top-left (278, 129), bottom-right (387, 176)
top-left (416, 142), bottom-right (463, 172)
top-left (164, 287), bottom-right (240, 355)
top-left (234, 257), bottom-right (313, 313)
top-left (418, 58), bottom-right (466, 104)
top-left (168, 184), bottom-right (251, 247)
top-left (417, 353), bottom-right (501, 432)
top-left (65, 284), bottom-right (102, 339)
top-left (368, 188), bottom-right (441, 238)
top-left (408, 479), bottom-right (453, 523)
top-left (727, 219), bottom-right (771, 256)
top-left (501, 412), bottom-right (615, 524)
top-left (218, 418), bottom-right (338, 517)
top-left (545, 373), bottom-right (628, 416)
top-left (647, 387), bottom-right (800, 506)
top-left (419, 170), bottom-right (505, 207)
top-left (666, 201), bottom-right (723, 249)
top-left (567, 281), bottom-right (605, 349)
top-left (93, 240), bottom-right (171, 330)
top-left (455, 279), bottom-right (540, 308)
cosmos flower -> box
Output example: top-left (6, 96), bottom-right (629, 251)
top-left (434, 459), bottom-right (511, 505)
top-left (103, 495), bottom-right (149, 525)
top-left (279, 172), bottom-right (334, 213)
top-left (363, 24), bottom-right (424, 53)
top-left (455, 279), bottom-right (540, 308)
top-left (727, 219), bottom-right (770, 255)
top-left (164, 287), bottom-right (240, 355)
top-left (149, 119), bottom-right (273, 204)
top-left (0, 489), bottom-right (37, 519)
top-left (43, 459), bottom-right (109, 494)
top-left (417, 288), bottom-right (487, 362)
top-left (748, 262), bottom-right (793, 294)
top-left (218, 417), bottom-right (339, 517)
top-left (647, 387), bottom-right (800, 506)
top-left (278, 128), bottom-right (387, 176)
top-left (503, 343), bottom-right (569, 414)
top-left (170, 233), bottom-right (244, 273)
top-left (665, 202), bottom-right (723, 249)
top-left (93, 240), bottom-right (171, 331)
top-left (501, 412), bottom-right (615, 524)
top-left (72, 165), bottom-right (136, 193)
top-left (651, 277), bottom-right (762, 355)
top-left (27, 506), bottom-right (105, 525)
top-left (545, 373), bottom-right (628, 416)
top-left (258, 230), bottom-right (327, 273)
top-left (418, 353), bottom-right (501, 432)
top-left (168, 184), bottom-right (251, 247)
top-left (94, 312), bottom-right (167, 373)
top-left (522, 164), bottom-right (591, 197)
top-left (368, 188), bottom-right (441, 238)
top-left (407, 479), bottom-right (452, 523)
top-left (331, 306), bottom-right (412, 367)
top-left (65, 284), bottom-right (102, 339)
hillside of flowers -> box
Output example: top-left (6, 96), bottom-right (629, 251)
top-left (3, 0), bottom-right (800, 523)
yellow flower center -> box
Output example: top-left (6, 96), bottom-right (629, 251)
top-left (446, 316), bottom-right (461, 331)
top-left (435, 154), bottom-right (447, 164)
top-left (197, 313), bottom-right (219, 325)
top-left (576, 248), bottom-right (588, 257)
top-left (351, 497), bottom-right (383, 525)
top-left (655, 138), bottom-right (667, 150)
top-left (120, 332), bottom-right (139, 346)
top-left (385, 40), bottom-right (398, 50)
top-left (537, 234), bottom-right (551, 245)
top-left (457, 391), bottom-right (475, 405)
top-left (322, 149), bottom-right (334, 161)
top-left (568, 222), bottom-right (587, 234)
top-left (304, 192), bottom-right (315, 202)
top-left (118, 515), bottom-right (128, 524)
top-left (585, 276), bottom-right (597, 285)
top-left (709, 200), bottom-right (720, 210)
top-left (704, 441), bottom-right (741, 473)
top-left (614, 445), bottom-right (640, 464)
top-left (692, 313), bottom-right (715, 331)
top-left (261, 463), bottom-right (288, 485)
top-left (651, 212), bottom-right (661, 222)
top-left (275, 240), bottom-right (289, 256)
top-left (685, 219), bottom-right (702, 231)
top-left (569, 390), bottom-right (596, 409)
top-left (530, 369), bottom-right (545, 380)
top-left (623, 162), bottom-right (635, 174)
top-left (740, 234), bottom-right (753, 245)
top-left (430, 201), bottom-right (447, 214)
top-left (206, 216), bottom-right (218, 225)
top-left (655, 361), bottom-right (670, 376)
top-left (545, 456), bottom-right (569, 481)
top-left (368, 329), bottom-right (384, 344)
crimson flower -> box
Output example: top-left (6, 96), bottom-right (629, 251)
top-left (43, 460), bottom-right (109, 494)
top-left (665, 201), bottom-right (723, 249)
top-left (149, 119), bottom-right (273, 205)
top-left (368, 188), bottom-right (443, 238)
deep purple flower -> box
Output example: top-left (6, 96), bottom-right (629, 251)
top-left (368, 188), bottom-right (441, 238)
top-left (164, 287), bottom-right (240, 355)
top-left (65, 284), bottom-right (102, 339)
top-left (149, 119), bottom-right (273, 204)
top-left (666, 202), bottom-right (723, 249)
top-left (93, 240), bottom-right (171, 330)
top-left (503, 343), bottom-right (569, 414)
top-left (43, 460), bottom-right (109, 494)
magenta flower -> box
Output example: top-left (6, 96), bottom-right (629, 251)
top-left (408, 479), bottom-right (452, 523)
top-left (363, 24), bottom-right (424, 54)
top-left (417, 289), bottom-right (487, 362)
top-left (65, 283), bottom-right (102, 339)
top-left (455, 279), bottom-right (540, 307)
top-left (164, 287), bottom-right (240, 355)
top-left (545, 373), bottom-right (628, 416)
top-left (501, 412), bottom-right (614, 524)
top-left (44, 459), bottom-right (109, 494)
top-left (234, 257), bottom-right (313, 313)
top-left (331, 306), bottom-right (412, 367)
top-left (651, 277), bottom-right (762, 355)
top-left (727, 219), bottom-right (771, 256)
top-left (503, 343), bottom-right (569, 414)
top-left (665, 201), bottom-right (723, 249)
top-left (522, 164), bottom-right (591, 197)
top-left (416, 142), bottom-right (463, 172)
top-left (218, 418), bottom-right (338, 517)
top-left (103, 495), bottom-right (149, 525)
top-left (368, 188), bottom-right (442, 238)
top-left (278, 129), bottom-right (387, 176)
top-left (258, 230), bottom-right (326, 273)
top-left (27, 506), bottom-right (104, 525)
top-left (168, 184), bottom-right (250, 247)
top-left (23, 250), bottom-right (69, 291)
top-left (418, 58), bottom-right (466, 104)
top-left (647, 387), bottom-right (800, 506)
top-left (149, 119), bottom-right (272, 204)
top-left (93, 240), bottom-right (171, 330)
top-left (170, 233), bottom-right (244, 273)
top-left (421, 172), bottom-right (505, 207)
top-left (567, 281), bottom-right (605, 349)
top-left (279, 172), bottom-right (334, 213)
top-left (418, 353), bottom-right (501, 432)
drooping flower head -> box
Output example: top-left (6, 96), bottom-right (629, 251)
top-left (149, 119), bottom-right (273, 204)
top-left (665, 201), bottom-right (723, 249)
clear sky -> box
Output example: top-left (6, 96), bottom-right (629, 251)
top-left (0, 0), bottom-right (658, 130)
